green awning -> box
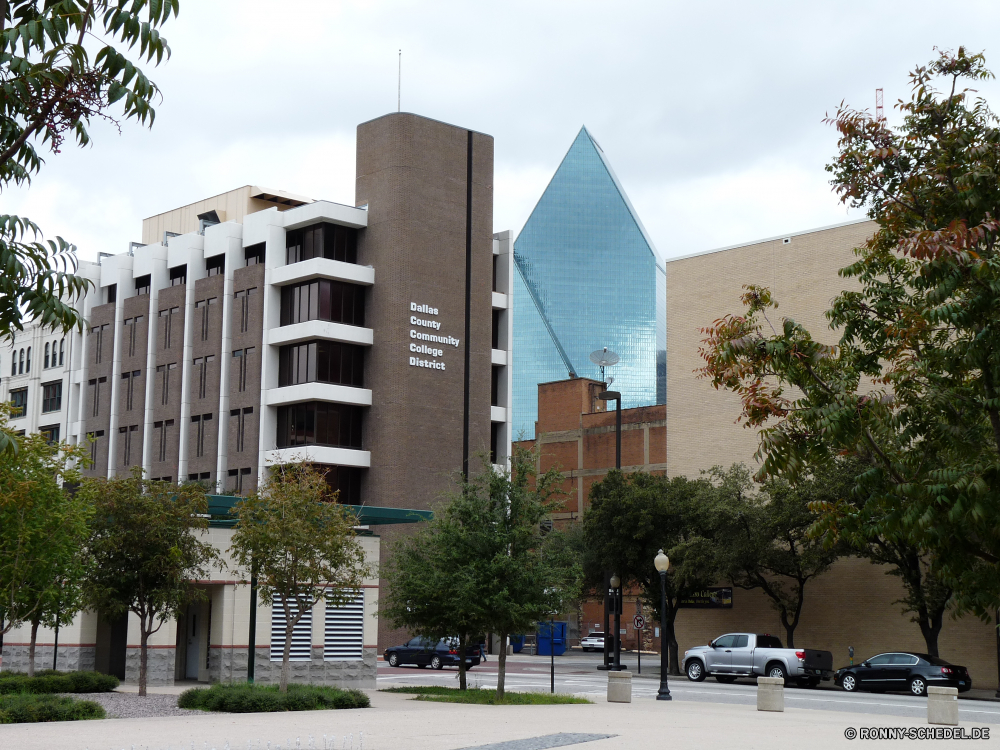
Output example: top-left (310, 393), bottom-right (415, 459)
top-left (205, 496), bottom-right (432, 528)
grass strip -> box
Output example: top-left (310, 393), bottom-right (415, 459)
top-left (0, 693), bottom-right (106, 723)
top-left (178, 683), bottom-right (370, 713)
top-left (0, 670), bottom-right (119, 695)
top-left (380, 686), bottom-right (590, 705)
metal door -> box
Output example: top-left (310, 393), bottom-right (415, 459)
top-left (705, 634), bottom-right (735, 672)
top-left (185, 609), bottom-right (200, 679)
top-left (884, 653), bottom-right (917, 688)
top-left (729, 634), bottom-right (754, 673)
top-left (859, 653), bottom-right (891, 686)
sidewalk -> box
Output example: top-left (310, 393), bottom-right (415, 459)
top-left (2, 688), bottom-right (997, 750)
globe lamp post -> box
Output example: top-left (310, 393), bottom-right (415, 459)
top-left (654, 549), bottom-right (672, 700)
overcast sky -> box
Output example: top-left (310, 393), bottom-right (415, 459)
top-left (6, 0), bottom-right (1000, 264)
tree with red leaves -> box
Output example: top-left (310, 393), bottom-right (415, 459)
top-left (699, 47), bottom-right (1000, 618)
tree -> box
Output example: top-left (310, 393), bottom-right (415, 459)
top-left (81, 469), bottom-right (217, 696)
top-left (229, 463), bottom-right (369, 694)
top-left (0, 1), bottom-right (182, 455)
top-left (698, 47), bottom-right (1000, 616)
top-left (712, 465), bottom-right (843, 649)
top-left (583, 470), bottom-right (718, 674)
top-left (0, 409), bottom-right (90, 673)
top-left (382, 447), bottom-right (580, 699)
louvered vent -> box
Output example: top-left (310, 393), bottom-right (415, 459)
top-left (270, 595), bottom-right (313, 662)
top-left (324, 590), bottom-right (364, 661)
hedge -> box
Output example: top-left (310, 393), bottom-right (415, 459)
top-left (0, 670), bottom-right (119, 694)
top-left (0, 693), bottom-right (105, 723)
top-left (178, 683), bottom-right (370, 713)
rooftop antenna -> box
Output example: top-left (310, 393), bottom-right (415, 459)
top-left (589, 347), bottom-right (620, 385)
top-left (875, 88), bottom-right (884, 122)
top-left (397, 49), bottom-right (401, 113)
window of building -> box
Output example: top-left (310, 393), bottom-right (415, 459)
top-left (121, 370), bottom-right (141, 411)
top-left (490, 423), bottom-right (501, 465)
top-left (286, 223), bottom-right (358, 265)
top-left (39, 424), bottom-right (60, 445)
top-left (491, 366), bottom-right (501, 406)
top-left (187, 472), bottom-right (212, 484)
top-left (324, 591), bottom-right (364, 661)
top-left (124, 316), bottom-right (143, 357)
top-left (245, 243), bottom-right (265, 267)
top-left (230, 406), bottom-right (253, 453)
top-left (493, 254), bottom-right (498, 292)
top-left (25, 346), bottom-right (30, 373)
top-left (9, 387), bottom-right (27, 418)
top-left (231, 347), bottom-right (255, 392)
top-left (227, 467), bottom-right (252, 495)
top-left (233, 287), bottom-right (257, 333)
top-left (44, 342), bottom-right (50, 368)
top-left (279, 279), bottom-right (365, 327)
top-left (17, 348), bottom-right (23, 374)
top-left (88, 376), bottom-right (106, 417)
top-left (90, 324), bottom-right (109, 363)
top-left (135, 275), bottom-right (151, 296)
top-left (10, 351), bottom-right (16, 376)
top-left (156, 363), bottom-right (177, 405)
top-left (318, 465), bottom-right (363, 505)
top-left (153, 419), bottom-right (174, 462)
top-left (195, 297), bottom-right (217, 341)
top-left (59, 338), bottom-right (64, 366)
top-left (278, 341), bottom-right (364, 388)
top-left (205, 255), bottom-right (225, 277)
top-left (191, 413), bottom-right (213, 458)
top-left (118, 424), bottom-right (139, 466)
top-left (492, 309), bottom-right (501, 349)
top-left (270, 594), bottom-right (313, 662)
top-left (42, 381), bottom-right (62, 413)
top-left (86, 430), bottom-right (104, 465)
top-left (107, 283), bottom-right (117, 304)
top-left (192, 355), bottom-right (215, 400)
top-left (158, 307), bottom-right (179, 349)
top-left (169, 265), bottom-right (187, 286)
top-left (276, 402), bottom-right (363, 449)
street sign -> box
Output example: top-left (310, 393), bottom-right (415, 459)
top-left (633, 615), bottom-right (646, 630)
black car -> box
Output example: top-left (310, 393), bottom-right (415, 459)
top-left (835, 652), bottom-right (971, 696)
top-left (384, 637), bottom-right (482, 670)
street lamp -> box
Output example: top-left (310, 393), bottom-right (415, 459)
top-left (654, 549), bottom-right (672, 701)
top-left (610, 574), bottom-right (622, 671)
top-left (596, 391), bottom-right (621, 470)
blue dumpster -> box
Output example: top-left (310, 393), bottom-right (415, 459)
top-left (536, 621), bottom-right (567, 656)
top-left (510, 634), bottom-right (526, 653)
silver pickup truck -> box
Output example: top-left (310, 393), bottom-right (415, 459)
top-left (683, 633), bottom-right (834, 687)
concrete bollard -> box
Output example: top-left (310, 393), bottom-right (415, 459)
top-left (607, 670), bottom-right (632, 703)
top-left (757, 676), bottom-right (784, 712)
top-left (927, 686), bottom-right (959, 726)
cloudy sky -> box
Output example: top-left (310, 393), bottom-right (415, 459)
top-left (6, 0), bottom-right (1000, 264)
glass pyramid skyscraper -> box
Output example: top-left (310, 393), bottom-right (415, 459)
top-left (513, 127), bottom-right (666, 439)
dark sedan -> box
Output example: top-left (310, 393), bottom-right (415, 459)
top-left (384, 637), bottom-right (482, 670)
top-left (835, 652), bottom-right (971, 696)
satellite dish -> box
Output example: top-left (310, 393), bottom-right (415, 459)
top-left (589, 347), bottom-right (620, 385)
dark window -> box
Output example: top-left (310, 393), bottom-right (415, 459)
top-left (286, 223), bottom-right (358, 265)
top-left (154, 419), bottom-right (174, 462)
top-left (193, 355), bottom-right (215, 399)
top-left (278, 341), bottom-right (364, 387)
top-left (279, 279), bottom-right (364, 327)
top-left (191, 413), bottom-right (213, 458)
top-left (124, 316), bottom-right (143, 357)
top-left (232, 347), bottom-right (255, 392)
top-left (492, 254), bottom-right (498, 291)
top-left (169, 265), bottom-right (187, 286)
top-left (234, 287), bottom-right (257, 333)
top-left (318, 465), bottom-right (363, 504)
top-left (59, 339), bottom-right (64, 366)
top-left (733, 635), bottom-right (749, 648)
top-left (118, 424), bottom-right (139, 466)
top-left (10, 351), bottom-right (15, 376)
top-left (275, 402), bottom-right (363, 449)
top-left (490, 422), bottom-right (501, 464)
top-left (230, 407), bottom-right (253, 452)
top-left (88, 376), bottom-right (107, 417)
top-left (159, 307), bottom-right (180, 349)
top-left (228, 467), bottom-right (252, 494)
top-left (9, 387), bottom-right (27, 418)
top-left (492, 309), bottom-right (501, 349)
top-left (44, 342), bottom-right (50, 368)
top-left (205, 255), bottom-right (225, 277)
top-left (135, 275), bottom-right (151, 296)
top-left (107, 283), bottom-right (117, 304)
top-left (121, 370), bottom-right (141, 411)
top-left (25, 346), bottom-right (30, 373)
top-left (156, 363), bottom-right (177, 405)
top-left (756, 635), bottom-right (783, 649)
top-left (245, 243), bottom-right (265, 267)
top-left (18, 348), bottom-right (23, 374)
top-left (39, 424), bottom-right (59, 444)
top-left (491, 366), bottom-right (501, 406)
top-left (87, 430), bottom-right (104, 465)
top-left (90, 324), bottom-right (109, 363)
top-left (42, 381), bottom-right (62, 413)
top-left (195, 297), bottom-right (217, 341)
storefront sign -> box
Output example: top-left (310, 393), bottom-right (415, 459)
top-left (678, 587), bottom-right (733, 609)
top-left (408, 301), bottom-right (460, 371)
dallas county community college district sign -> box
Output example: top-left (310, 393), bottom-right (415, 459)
top-left (408, 302), bottom-right (460, 371)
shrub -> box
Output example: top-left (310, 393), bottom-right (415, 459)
top-left (0, 671), bottom-right (118, 694)
top-left (178, 683), bottom-right (370, 713)
top-left (0, 694), bottom-right (105, 723)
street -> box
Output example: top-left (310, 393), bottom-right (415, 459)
top-left (378, 649), bottom-right (1000, 723)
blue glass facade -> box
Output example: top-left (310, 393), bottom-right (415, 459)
top-left (513, 127), bottom-right (665, 440)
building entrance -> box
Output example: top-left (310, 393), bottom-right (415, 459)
top-left (184, 607), bottom-right (200, 679)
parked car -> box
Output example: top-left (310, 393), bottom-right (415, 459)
top-left (384, 637), bottom-right (482, 670)
top-left (683, 633), bottom-right (833, 687)
top-left (580, 632), bottom-right (606, 652)
top-left (835, 652), bottom-right (971, 696)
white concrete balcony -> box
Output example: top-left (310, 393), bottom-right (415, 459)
top-left (281, 200), bottom-right (368, 231)
top-left (265, 445), bottom-right (370, 468)
top-left (491, 348), bottom-right (507, 366)
top-left (491, 406), bottom-right (507, 423)
top-left (492, 291), bottom-right (508, 310)
top-left (271, 257), bottom-right (374, 288)
top-left (266, 382), bottom-right (372, 408)
top-left (268, 320), bottom-right (373, 348)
